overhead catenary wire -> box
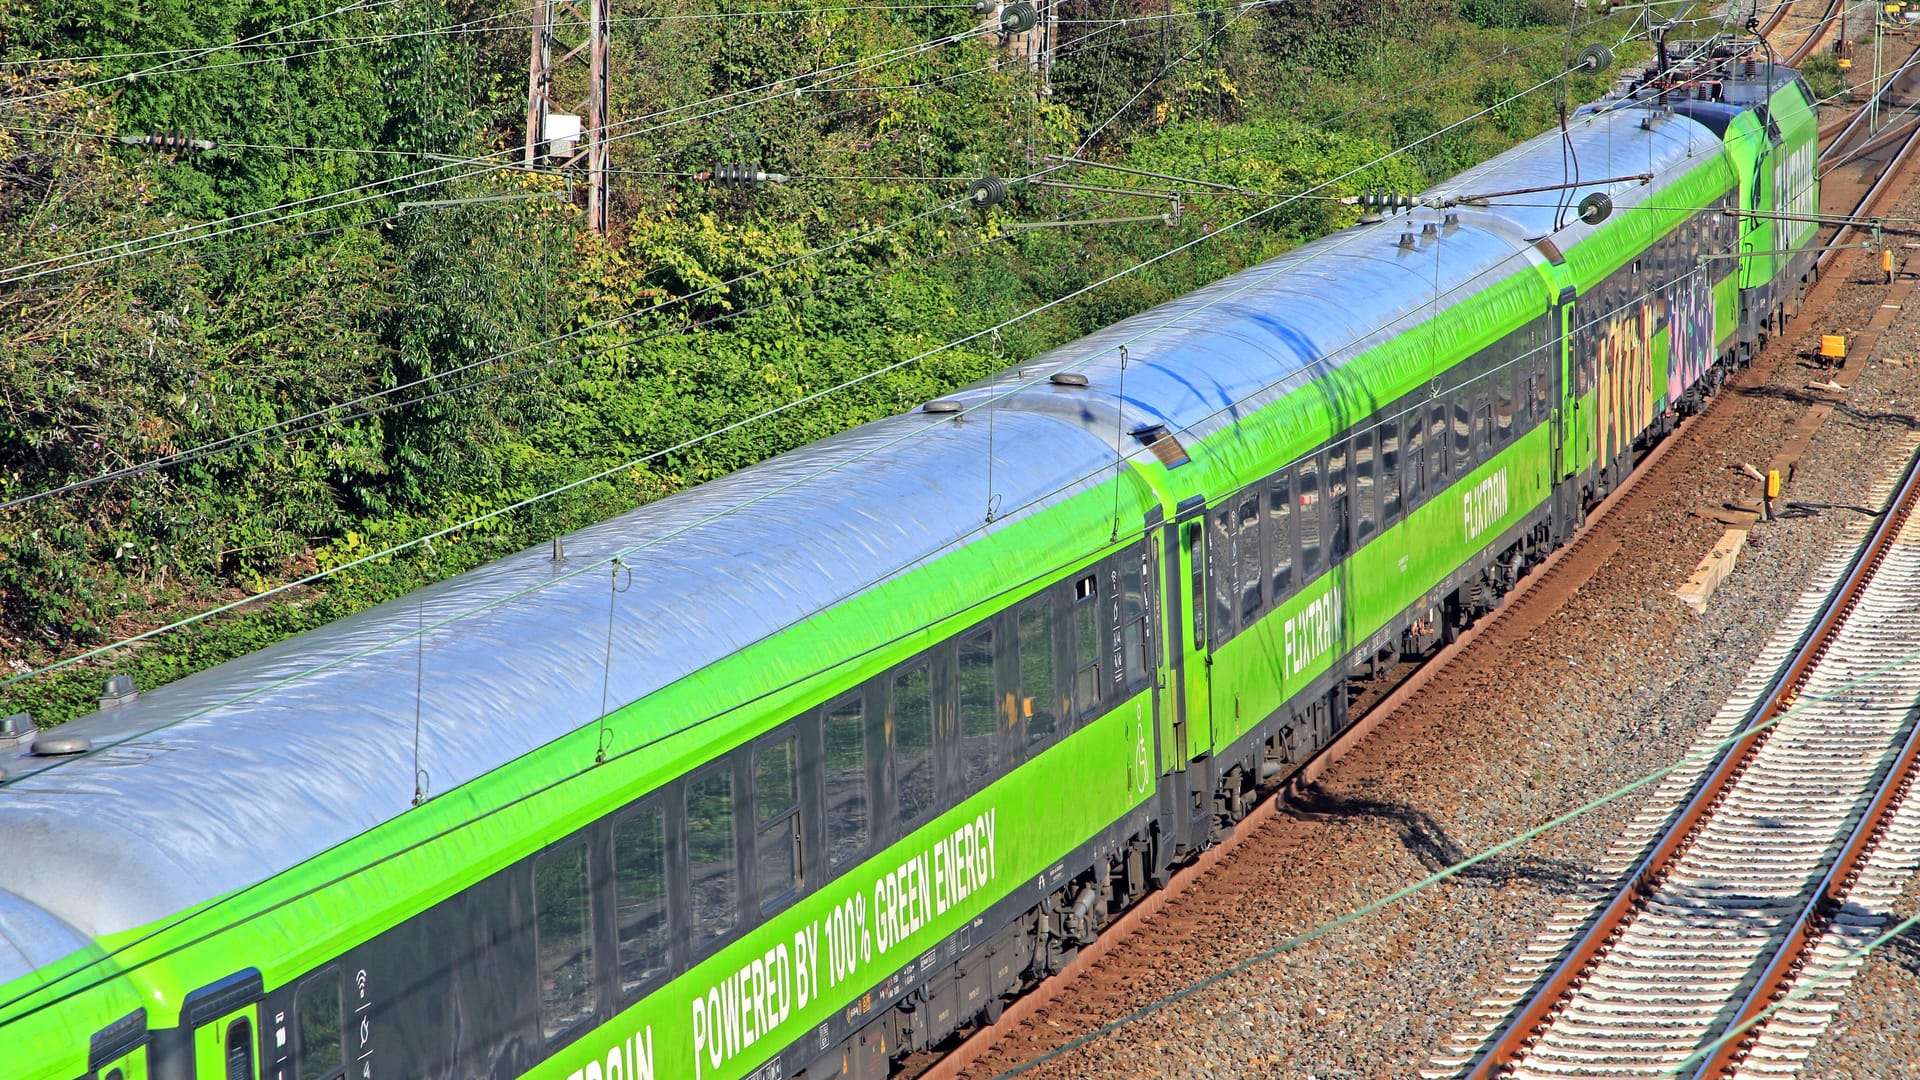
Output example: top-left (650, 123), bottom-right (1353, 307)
top-left (0, 49), bottom-right (1626, 683)
top-left (1, 15), bottom-right (1783, 538)
top-left (2, 0), bottom-right (979, 67)
top-left (0, 57), bottom-right (1748, 1030)
top-left (0, 17), bottom-right (1007, 285)
top-left (0, 5), bottom-right (1289, 510)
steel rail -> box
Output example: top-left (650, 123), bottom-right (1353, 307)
top-left (1690, 452), bottom-right (1920, 1077)
top-left (1785, 0), bottom-right (1843, 65)
top-left (1463, 374), bottom-right (1920, 1080)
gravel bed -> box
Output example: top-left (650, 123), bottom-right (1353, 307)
top-left (958, 183), bottom-right (1920, 1080)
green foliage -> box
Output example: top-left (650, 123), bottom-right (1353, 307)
top-left (2, 0), bottom-right (1644, 726)
top-left (1457, 0), bottom-right (1569, 31)
top-left (1799, 52), bottom-right (1848, 105)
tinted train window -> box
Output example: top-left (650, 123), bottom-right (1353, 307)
top-left (687, 768), bottom-right (737, 948)
top-left (1121, 549), bottom-right (1149, 688)
top-left (225, 1018), bottom-right (253, 1080)
top-left (893, 662), bottom-right (935, 822)
top-left (614, 807), bottom-right (669, 993)
top-left (1208, 506), bottom-right (1233, 647)
top-left (1403, 409), bottom-right (1425, 507)
top-left (1187, 521), bottom-right (1205, 650)
top-left (823, 695), bottom-right (868, 867)
top-left (1072, 574), bottom-right (1102, 715)
top-left (1327, 443), bottom-right (1349, 564)
top-left (1268, 472), bottom-right (1293, 598)
top-left (1297, 456), bottom-right (1322, 578)
top-left (1474, 403), bottom-right (1492, 459)
top-left (1496, 369), bottom-right (1515, 444)
top-left (1428, 401), bottom-right (1449, 488)
top-left (1020, 599), bottom-right (1058, 749)
top-left (534, 842), bottom-right (594, 1041)
top-left (754, 736), bottom-right (802, 911)
top-left (959, 627), bottom-right (997, 792)
top-left (1235, 492), bottom-right (1263, 626)
top-left (1353, 429), bottom-right (1376, 544)
top-left (1380, 418), bottom-right (1402, 522)
top-left (1452, 394), bottom-right (1472, 475)
top-left (296, 969), bottom-right (342, 1080)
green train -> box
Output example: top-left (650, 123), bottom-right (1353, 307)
top-left (1, 40), bottom-right (1819, 1080)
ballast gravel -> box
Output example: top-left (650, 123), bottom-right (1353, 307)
top-left (957, 182), bottom-right (1920, 1080)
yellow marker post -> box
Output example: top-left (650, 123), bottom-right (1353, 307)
top-left (1767, 470), bottom-right (1782, 499)
top-left (1821, 334), bottom-right (1848, 360)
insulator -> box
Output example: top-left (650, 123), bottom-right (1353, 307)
top-left (1578, 191), bottom-right (1614, 225)
top-left (972, 0), bottom-right (994, 12)
top-left (1000, 1), bottom-right (1037, 34)
top-left (965, 174), bottom-right (1007, 209)
top-left (1578, 44), bottom-right (1615, 74)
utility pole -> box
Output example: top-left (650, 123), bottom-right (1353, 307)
top-left (525, 0), bottom-right (611, 234)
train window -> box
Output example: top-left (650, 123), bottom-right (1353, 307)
top-left (1403, 409), bottom-right (1424, 507)
top-left (687, 768), bottom-right (737, 948)
top-left (534, 841), bottom-right (595, 1041)
top-left (754, 736), bottom-right (802, 911)
top-left (1268, 472), bottom-right (1293, 598)
top-left (225, 1018), bottom-right (253, 1080)
top-left (1495, 371), bottom-right (1515, 445)
top-left (1451, 393), bottom-right (1471, 475)
top-left (892, 662), bottom-right (935, 822)
top-left (1380, 419), bottom-right (1402, 522)
top-left (1072, 574), bottom-right (1102, 716)
top-left (613, 807), bottom-right (669, 992)
top-left (1208, 505), bottom-right (1233, 647)
top-left (1297, 456), bottom-right (1322, 578)
top-left (1121, 550), bottom-right (1149, 688)
top-left (1235, 492), bottom-right (1263, 626)
top-left (1474, 403), bottom-right (1492, 460)
top-left (823, 694), bottom-right (868, 867)
top-left (1186, 521), bottom-right (1205, 651)
top-left (1535, 358), bottom-right (1551, 420)
top-left (1326, 442), bottom-right (1348, 563)
top-left (959, 627), bottom-right (997, 791)
top-left (1020, 598), bottom-right (1058, 749)
top-left (295, 969), bottom-right (342, 1080)
top-left (1352, 429), bottom-right (1376, 544)
top-left (1428, 400), bottom-right (1449, 488)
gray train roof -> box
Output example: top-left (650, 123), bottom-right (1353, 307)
top-left (0, 98), bottom-right (1726, 986)
top-left (0, 407), bottom-right (1127, 981)
top-left (1422, 102), bottom-right (1724, 248)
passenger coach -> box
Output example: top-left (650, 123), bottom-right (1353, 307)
top-left (0, 40), bottom-right (1818, 1080)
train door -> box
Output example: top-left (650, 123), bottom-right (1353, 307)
top-left (87, 1012), bottom-right (150, 1080)
top-left (1549, 295), bottom-right (1579, 536)
top-left (1162, 495), bottom-right (1215, 854)
top-left (182, 971), bottom-right (264, 1080)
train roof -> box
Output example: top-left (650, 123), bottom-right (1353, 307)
top-left (0, 97), bottom-right (1734, 987)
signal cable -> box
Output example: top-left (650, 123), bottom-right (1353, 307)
top-left (0, 6), bottom-right (1272, 511)
top-left (0, 56), bottom-right (1736, 1027)
top-left (0, 51), bottom-right (1610, 707)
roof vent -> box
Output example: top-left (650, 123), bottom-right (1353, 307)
top-left (1421, 222), bottom-right (1439, 240)
top-left (0, 713), bottom-right (32, 749)
top-left (922, 398), bottom-right (963, 414)
top-left (100, 674), bottom-right (138, 709)
top-left (31, 734), bottom-right (91, 757)
top-left (1049, 371), bottom-right (1089, 388)
top-left (1129, 423), bottom-right (1191, 468)
top-left (1398, 232), bottom-right (1417, 249)
top-left (1443, 212), bottom-right (1460, 231)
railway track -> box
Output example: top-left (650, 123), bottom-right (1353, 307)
top-left (918, 40), bottom-right (1920, 1080)
top-left (1817, 41), bottom-right (1920, 264)
top-left (1447, 432), bottom-right (1920, 1079)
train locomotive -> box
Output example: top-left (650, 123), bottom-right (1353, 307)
top-left (1, 39), bottom-right (1820, 1080)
